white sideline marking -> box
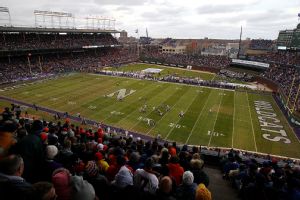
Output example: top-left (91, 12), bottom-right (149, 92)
top-left (232, 91), bottom-right (236, 148)
top-left (185, 90), bottom-right (212, 144)
top-left (207, 92), bottom-right (224, 147)
top-left (246, 92), bottom-right (258, 152)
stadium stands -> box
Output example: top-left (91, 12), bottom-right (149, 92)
top-left (0, 33), bottom-right (118, 50)
top-left (140, 52), bottom-right (230, 68)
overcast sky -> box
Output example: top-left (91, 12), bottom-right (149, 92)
top-left (1, 0), bottom-right (299, 39)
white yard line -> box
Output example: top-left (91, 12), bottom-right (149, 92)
top-left (232, 91), bottom-right (236, 148)
top-left (207, 92), bottom-right (224, 147)
top-left (185, 90), bottom-right (212, 144)
top-left (164, 91), bottom-right (199, 140)
top-left (246, 92), bottom-right (258, 152)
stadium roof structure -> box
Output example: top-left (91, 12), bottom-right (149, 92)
top-left (0, 26), bottom-right (121, 34)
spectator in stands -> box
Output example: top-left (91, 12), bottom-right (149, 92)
top-left (71, 175), bottom-right (96, 200)
top-left (195, 183), bottom-right (212, 200)
top-left (168, 156), bottom-right (184, 186)
top-left (32, 181), bottom-right (57, 200)
top-left (17, 120), bottom-right (45, 183)
top-left (190, 156), bottom-right (209, 187)
top-left (156, 176), bottom-right (176, 200)
top-left (134, 157), bottom-right (159, 194)
top-left (84, 160), bottom-right (109, 200)
top-left (52, 168), bottom-right (72, 200)
top-left (0, 120), bottom-right (18, 158)
top-left (0, 154), bottom-right (33, 200)
top-left (113, 155), bottom-right (133, 188)
top-left (176, 171), bottom-right (198, 200)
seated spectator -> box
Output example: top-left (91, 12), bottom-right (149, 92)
top-left (52, 168), bottom-right (72, 200)
top-left (32, 181), bottom-right (57, 200)
top-left (0, 154), bottom-right (33, 200)
top-left (84, 160), bottom-right (109, 200)
top-left (113, 155), bottom-right (133, 188)
top-left (190, 157), bottom-right (209, 187)
top-left (42, 145), bottom-right (63, 181)
top-left (176, 171), bottom-right (197, 200)
top-left (156, 176), bottom-right (176, 200)
top-left (71, 175), bottom-right (96, 200)
top-left (195, 183), bottom-right (212, 200)
top-left (168, 156), bottom-right (184, 186)
top-left (134, 157), bottom-right (159, 194)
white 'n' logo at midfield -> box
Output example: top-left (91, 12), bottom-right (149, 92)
top-left (106, 89), bottom-right (136, 100)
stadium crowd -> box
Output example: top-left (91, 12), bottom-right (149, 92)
top-left (140, 52), bottom-right (230, 69)
top-left (0, 48), bottom-right (138, 85)
top-left (0, 33), bottom-right (118, 50)
top-left (220, 149), bottom-right (300, 200)
top-left (249, 40), bottom-right (274, 50)
top-left (0, 106), bottom-right (212, 200)
top-left (218, 69), bottom-right (253, 82)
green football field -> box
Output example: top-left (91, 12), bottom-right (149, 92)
top-left (1, 65), bottom-right (300, 158)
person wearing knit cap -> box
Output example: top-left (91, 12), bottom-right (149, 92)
top-left (95, 152), bottom-right (109, 173)
top-left (84, 160), bottom-right (109, 200)
top-left (85, 161), bottom-right (99, 177)
top-left (71, 175), bottom-right (96, 200)
top-left (112, 155), bottom-right (133, 188)
top-left (17, 120), bottom-right (45, 183)
top-left (134, 157), bottom-right (159, 194)
top-left (195, 183), bottom-right (211, 200)
top-left (52, 168), bottom-right (72, 200)
top-left (176, 171), bottom-right (197, 200)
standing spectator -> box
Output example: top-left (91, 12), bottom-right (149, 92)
top-left (17, 120), bottom-right (45, 183)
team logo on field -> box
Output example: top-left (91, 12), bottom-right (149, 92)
top-left (106, 89), bottom-right (136, 100)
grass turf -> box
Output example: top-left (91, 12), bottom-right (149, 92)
top-left (1, 65), bottom-right (300, 158)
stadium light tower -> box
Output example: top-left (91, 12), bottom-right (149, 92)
top-left (85, 16), bottom-right (116, 30)
top-left (0, 7), bottom-right (12, 26)
top-left (34, 10), bottom-right (74, 28)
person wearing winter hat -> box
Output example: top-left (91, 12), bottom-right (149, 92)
top-left (134, 157), bottom-right (159, 194)
top-left (52, 168), bottom-right (72, 200)
top-left (176, 171), bottom-right (197, 200)
top-left (71, 175), bottom-right (96, 200)
top-left (17, 120), bottom-right (45, 183)
top-left (95, 152), bottom-right (109, 173)
top-left (113, 155), bottom-right (133, 188)
top-left (84, 160), bottom-right (109, 200)
top-left (195, 183), bottom-right (211, 200)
